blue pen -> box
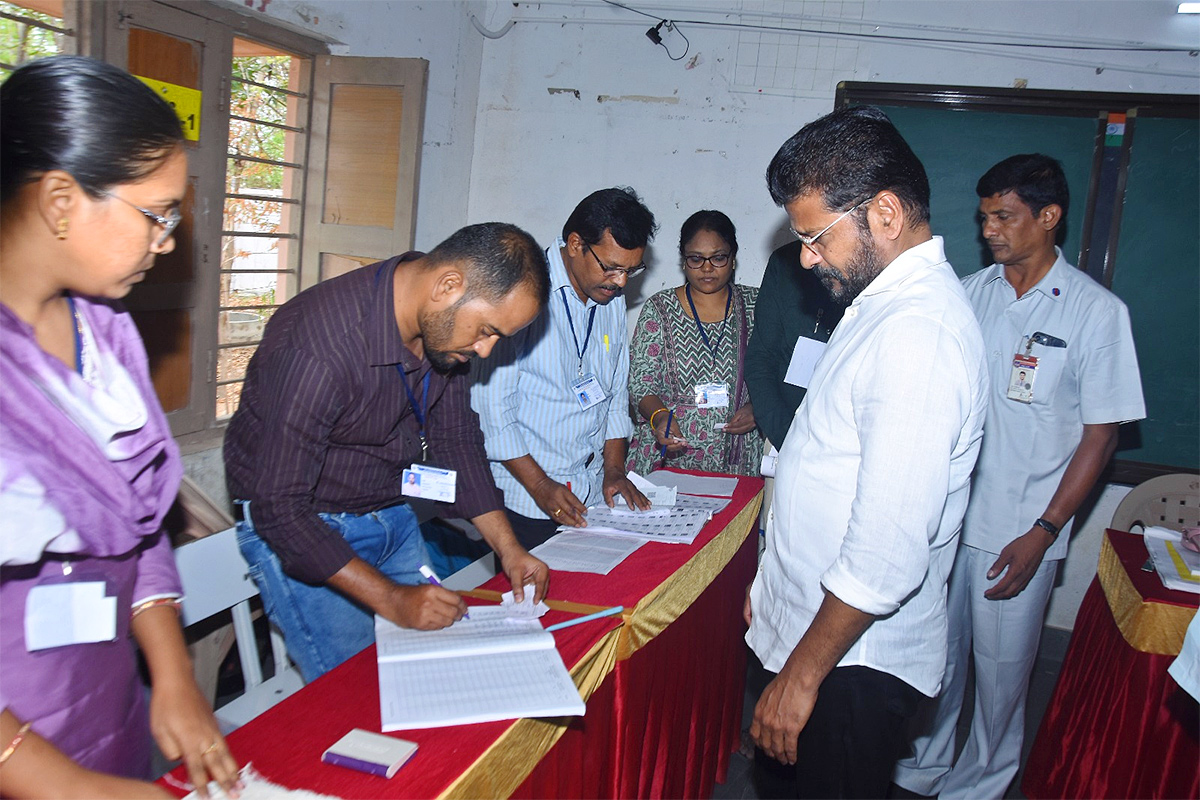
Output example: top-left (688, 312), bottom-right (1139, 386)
top-left (545, 605), bottom-right (624, 632)
top-left (660, 408), bottom-right (674, 460)
top-left (419, 564), bottom-right (468, 620)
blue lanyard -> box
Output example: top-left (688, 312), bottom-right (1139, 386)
top-left (561, 288), bottom-right (597, 377)
top-left (67, 296), bottom-right (83, 374)
top-left (397, 368), bottom-right (431, 462)
top-left (684, 284), bottom-right (733, 357)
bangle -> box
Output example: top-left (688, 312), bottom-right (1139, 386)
top-left (649, 407), bottom-right (667, 429)
top-left (1034, 518), bottom-right (1060, 537)
top-left (131, 597), bottom-right (182, 620)
top-left (0, 722), bottom-right (32, 766)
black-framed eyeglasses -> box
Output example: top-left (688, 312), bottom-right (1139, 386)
top-left (583, 242), bottom-right (645, 278)
top-left (105, 192), bottom-right (182, 247)
top-left (790, 197), bottom-right (872, 253)
top-left (683, 252), bottom-right (732, 270)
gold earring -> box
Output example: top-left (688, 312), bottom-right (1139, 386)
top-left (56, 218), bottom-right (69, 240)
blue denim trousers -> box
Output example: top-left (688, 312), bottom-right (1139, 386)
top-left (236, 502), bottom-right (431, 682)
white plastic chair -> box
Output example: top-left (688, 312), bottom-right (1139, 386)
top-left (174, 527), bottom-right (304, 733)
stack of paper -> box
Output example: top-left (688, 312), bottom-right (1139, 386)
top-left (375, 607), bottom-right (585, 730)
top-left (1144, 526), bottom-right (1200, 594)
top-left (557, 505), bottom-right (712, 545)
top-left (645, 470), bottom-right (737, 498)
top-left (531, 531), bottom-right (644, 575)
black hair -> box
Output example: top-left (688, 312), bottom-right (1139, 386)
top-left (766, 105), bottom-right (930, 226)
top-left (425, 222), bottom-right (550, 307)
top-left (976, 153), bottom-right (1069, 225)
top-left (562, 187), bottom-right (658, 251)
top-left (679, 210), bottom-right (738, 259)
top-left (1, 55), bottom-right (184, 205)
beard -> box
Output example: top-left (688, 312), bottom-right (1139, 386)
top-left (810, 228), bottom-right (887, 306)
top-left (419, 304), bottom-right (474, 372)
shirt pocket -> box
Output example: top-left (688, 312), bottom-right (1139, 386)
top-left (1029, 345), bottom-right (1070, 406)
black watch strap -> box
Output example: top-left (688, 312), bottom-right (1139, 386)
top-left (1034, 517), bottom-right (1060, 537)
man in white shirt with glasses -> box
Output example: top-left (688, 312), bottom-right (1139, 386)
top-left (744, 106), bottom-right (989, 798)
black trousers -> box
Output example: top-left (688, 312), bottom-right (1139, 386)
top-left (753, 661), bottom-right (924, 799)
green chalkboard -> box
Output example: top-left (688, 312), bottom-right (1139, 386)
top-left (1109, 116), bottom-right (1200, 469)
top-left (878, 106), bottom-right (1096, 277)
top-left (840, 88), bottom-right (1198, 471)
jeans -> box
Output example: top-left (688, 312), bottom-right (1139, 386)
top-left (236, 502), bottom-right (431, 682)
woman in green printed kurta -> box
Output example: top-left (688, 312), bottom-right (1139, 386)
top-left (627, 211), bottom-right (763, 477)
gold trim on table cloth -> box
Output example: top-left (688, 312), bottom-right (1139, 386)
top-left (1098, 532), bottom-right (1197, 656)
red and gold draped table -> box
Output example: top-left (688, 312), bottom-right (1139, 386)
top-left (164, 471), bottom-right (763, 799)
top-left (1022, 529), bottom-right (1199, 800)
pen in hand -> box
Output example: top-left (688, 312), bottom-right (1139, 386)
top-left (660, 408), bottom-right (674, 460)
top-left (419, 564), bottom-right (468, 620)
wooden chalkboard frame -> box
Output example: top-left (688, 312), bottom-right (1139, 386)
top-left (835, 82), bottom-right (1200, 485)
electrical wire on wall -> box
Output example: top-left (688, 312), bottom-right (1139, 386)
top-left (603, 0), bottom-right (689, 60)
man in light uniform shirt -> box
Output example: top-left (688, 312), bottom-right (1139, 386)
top-left (744, 105), bottom-right (989, 798)
top-left (893, 154), bottom-right (1144, 799)
top-left (472, 188), bottom-right (657, 549)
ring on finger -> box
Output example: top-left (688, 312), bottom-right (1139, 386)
top-left (202, 741), bottom-right (220, 756)
top-left (553, 508), bottom-right (562, 516)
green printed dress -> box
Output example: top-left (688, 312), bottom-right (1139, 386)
top-left (626, 284), bottom-right (763, 477)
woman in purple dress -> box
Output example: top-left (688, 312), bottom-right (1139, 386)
top-left (0, 57), bottom-right (239, 798)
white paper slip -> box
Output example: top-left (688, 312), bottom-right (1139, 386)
top-left (501, 584), bottom-right (549, 618)
top-left (531, 532), bottom-right (644, 575)
top-left (184, 764), bottom-right (337, 799)
top-left (760, 444), bottom-right (779, 478)
top-left (627, 470), bottom-right (678, 507)
top-left (374, 607), bottom-right (552, 662)
top-left (379, 647), bottom-right (585, 730)
top-left (784, 334), bottom-right (827, 389)
top-left (646, 470), bottom-right (737, 498)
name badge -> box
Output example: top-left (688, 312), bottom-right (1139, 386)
top-left (25, 581), bottom-right (117, 651)
top-left (694, 382), bottom-right (730, 408)
top-left (571, 374), bottom-right (606, 410)
top-left (403, 464), bottom-right (457, 503)
top-left (1007, 353), bottom-right (1038, 404)
top-left (403, 462), bottom-right (458, 501)
top-left (784, 336), bottom-right (827, 389)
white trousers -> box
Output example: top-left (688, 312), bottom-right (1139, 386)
top-left (893, 544), bottom-right (1058, 800)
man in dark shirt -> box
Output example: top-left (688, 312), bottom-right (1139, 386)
top-left (744, 240), bottom-right (843, 450)
top-left (225, 223), bottom-right (551, 681)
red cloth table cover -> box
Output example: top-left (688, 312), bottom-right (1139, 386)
top-left (1022, 530), bottom-right (1199, 800)
top-left (162, 471), bottom-right (763, 799)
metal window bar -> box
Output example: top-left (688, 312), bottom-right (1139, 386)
top-left (230, 75), bottom-right (306, 99)
top-left (225, 192), bottom-right (301, 205)
top-left (229, 114), bottom-right (306, 134)
top-left (0, 9), bottom-right (73, 36)
top-left (220, 231), bottom-right (298, 239)
top-left (227, 151), bottom-right (303, 170)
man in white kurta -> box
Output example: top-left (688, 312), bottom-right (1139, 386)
top-left (894, 154), bottom-right (1145, 799)
top-left (746, 105), bottom-right (989, 798)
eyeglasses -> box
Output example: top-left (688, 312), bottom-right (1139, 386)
top-left (583, 242), bottom-right (645, 278)
top-left (105, 193), bottom-right (182, 247)
top-left (790, 197), bottom-right (872, 253)
top-left (683, 252), bottom-right (732, 270)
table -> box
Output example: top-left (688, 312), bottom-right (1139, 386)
top-left (1022, 529), bottom-right (1199, 800)
top-left (164, 472), bottom-right (763, 799)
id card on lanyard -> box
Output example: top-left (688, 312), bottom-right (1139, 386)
top-left (562, 288), bottom-right (607, 410)
top-left (397, 367), bottom-right (458, 502)
top-left (686, 285), bottom-right (733, 409)
top-left (25, 563), bottom-right (117, 651)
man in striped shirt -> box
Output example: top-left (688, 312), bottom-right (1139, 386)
top-left (472, 188), bottom-right (657, 549)
top-left (225, 223), bottom-right (551, 681)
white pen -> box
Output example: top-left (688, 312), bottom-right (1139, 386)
top-left (419, 564), bottom-right (468, 620)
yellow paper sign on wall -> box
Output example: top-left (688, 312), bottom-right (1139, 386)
top-left (136, 76), bottom-right (202, 141)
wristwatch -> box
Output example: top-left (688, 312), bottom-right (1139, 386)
top-left (1034, 518), bottom-right (1060, 538)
